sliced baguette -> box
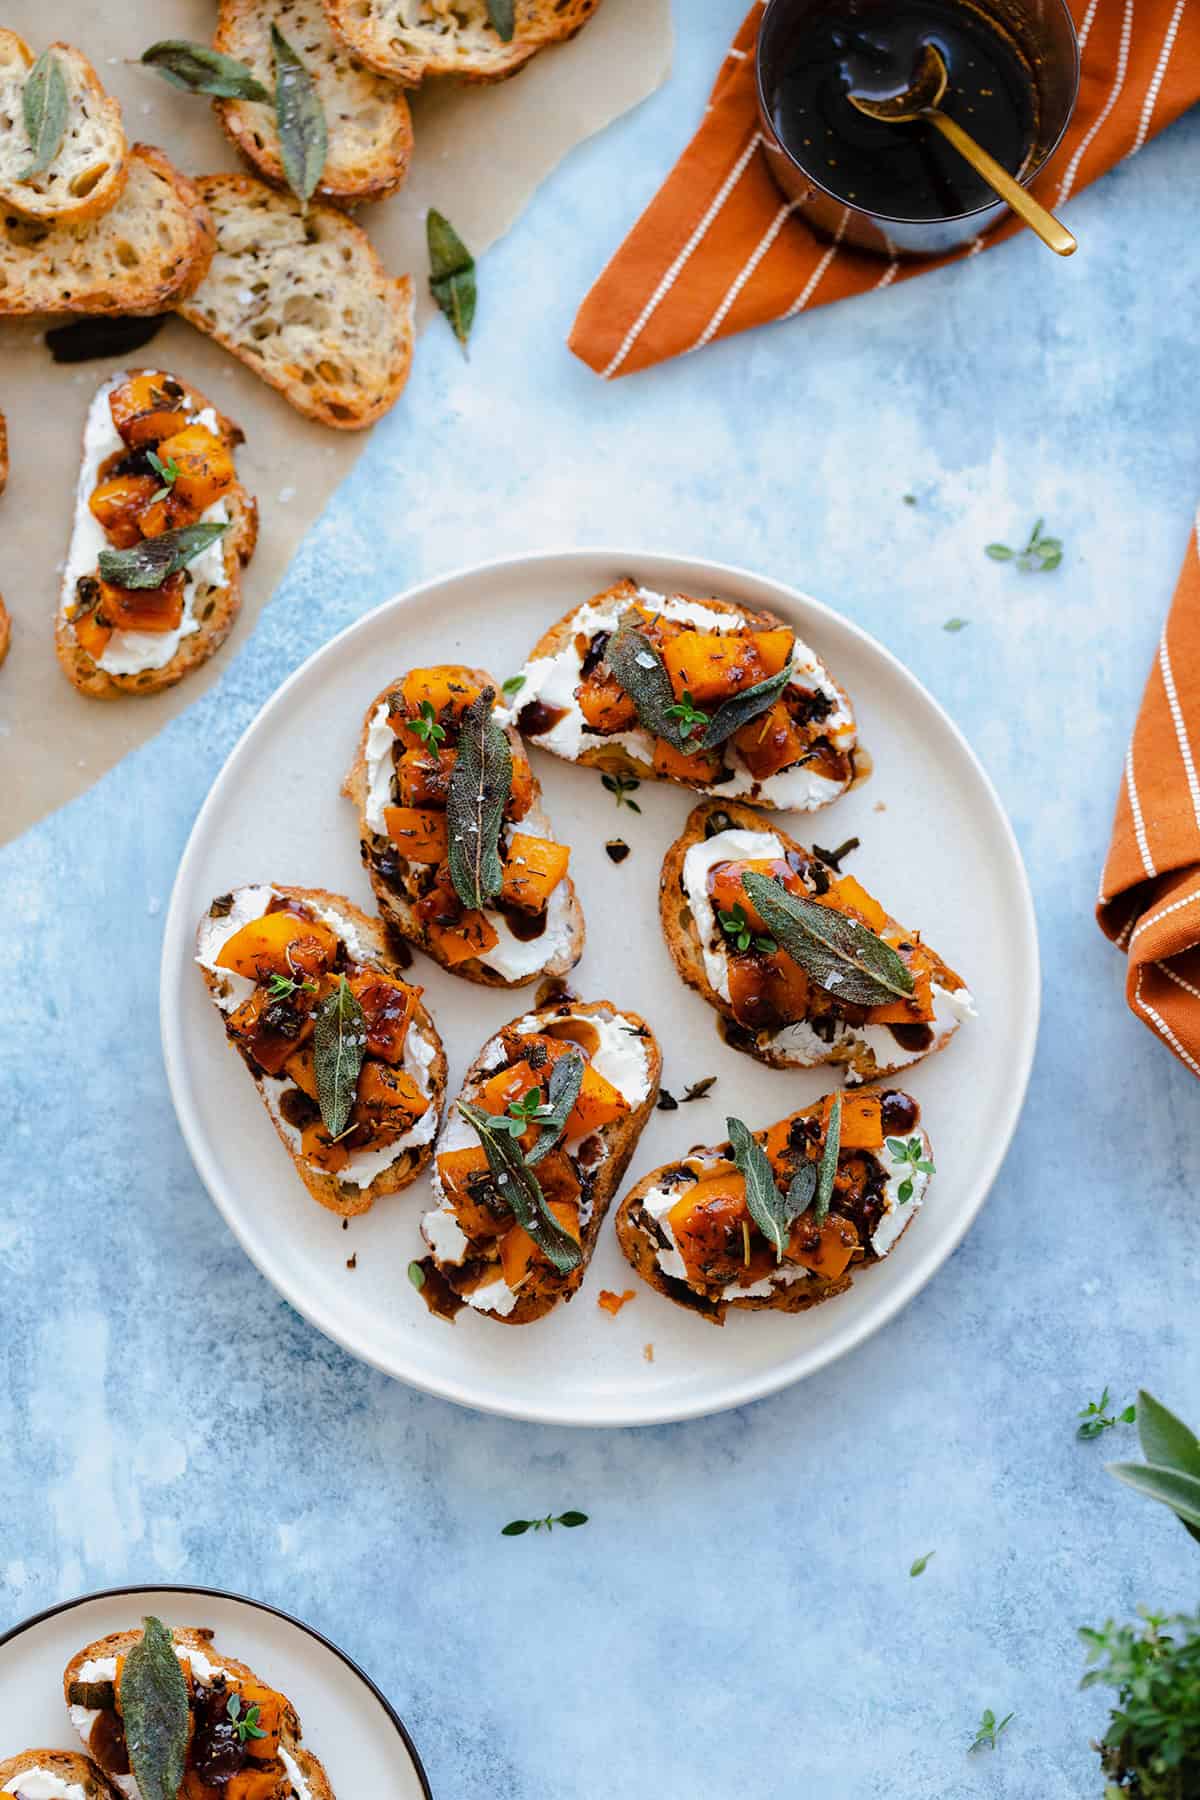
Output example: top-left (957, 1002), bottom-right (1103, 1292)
top-left (64, 1624), bottom-right (336, 1800)
top-left (322, 0), bottom-right (603, 85)
top-left (615, 1087), bottom-right (931, 1325)
top-left (344, 669), bottom-right (585, 988)
top-left (215, 0), bottom-right (414, 203)
top-left (197, 883), bottom-right (447, 1217)
top-left (0, 34), bottom-right (127, 225)
top-left (496, 579), bottom-right (859, 811)
top-left (176, 174), bottom-right (412, 428)
top-left (661, 798), bottom-right (974, 1080)
top-left (416, 998), bottom-right (662, 1324)
top-left (0, 1751), bottom-right (121, 1800)
top-left (56, 371), bottom-right (257, 701)
top-left (0, 144), bottom-right (213, 317)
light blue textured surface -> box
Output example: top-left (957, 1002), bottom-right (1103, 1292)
top-left (3, 4), bottom-right (1199, 1793)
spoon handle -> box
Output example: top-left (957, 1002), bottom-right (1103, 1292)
top-left (929, 113), bottom-right (1077, 257)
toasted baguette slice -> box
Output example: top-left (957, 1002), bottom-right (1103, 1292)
top-left (496, 579), bottom-right (859, 811)
top-left (616, 1087), bottom-right (931, 1325)
top-left (662, 799), bottom-right (974, 1081)
top-left (344, 668), bottom-right (585, 988)
top-left (215, 0), bottom-right (413, 202)
top-left (0, 405), bottom-right (7, 492)
top-left (197, 883), bottom-right (447, 1217)
top-left (322, 0), bottom-right (603, 85)
top-left (0, 144), bottom-right (213, 317)
top-left (176, 175), bottom-right (412, 429)
top-left (0, 34), bottom-right (127, 225)
top-left (415, 998), bottom-right (662, 1324)
top-left (0, 1750), bottom-right (121, 1800)
top-left (56, 371), bottom-right (257, 700)
top-left (64, 1624), bottom-right (336, 1800)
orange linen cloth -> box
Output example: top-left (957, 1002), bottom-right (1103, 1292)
top-left (1099, 523), bottom-right (1200, 1077)
top-left (570, 0), bottom-right (1199, 378)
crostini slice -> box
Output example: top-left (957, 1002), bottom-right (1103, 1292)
top-left (0, 1749), bottom-right (122, 1800)
top-left (322, 0), bottom-right (603, 87)
top-left (414, 998), bottom-right (662, 1324)
top-left (616, 1087), bottom-right (932, 1325)
top-left (0, 34), bottom-right (127, 225)
top-left (196, 883), bottom-right (446, 1217)
top-left (56, 370), bottom-right (257, 700)
top-left (662, 799), bottom-right (974, 1082)
top-left (345, 667), bottom-right (585, 987)
top-left (496, 578), bottom-right (859, 811)
top-left (64, 1619), bottom-right (335, 1800)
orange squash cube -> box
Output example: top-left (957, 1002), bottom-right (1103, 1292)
top-left (661, 630), bottom-right (766, 705)
top-left (74, 607), bottom-right (112, 662)
top-left (533, 1149), bottom-right (582, 1209)
top-left (348, 971), bottom-right (418, 1062)
top-left (384, 805), bottom-right (448, 864)
top-left (284, 1045), bottom-right (318, 1100)
top-left (822, 875), bottom-right (889, 934)
top-left (234, 1683), bottom-right (283, 1759)
top-left (226, 1770), bottom-right (284, 1800)
top-left (152, 423), bottom-right (236, 512)
top-left (651, 736), bottom-right (725, 784)
top-left (578, 670), bottom-right (638, 733)
top-left (864, 972), bottom-right (936, 1025)
top-left (751, 629), bottom-right (795, 676)
top-left (479, 1058), bottom-right (543, 1118)
top-left (351, 1062), bottom-right (429, 1144)
top-left (216, 909), bottom-right (336, 980)
top-left (728, 949), bottom-right (812, 1030)
top-left (508, 751), bottom-right (535, 821)
top-left (733, 700), bottom-right (806, 781)
top-left (108, 371), bottom-right (194, 448)
top-left (500, 834), bottom-right (570, 912)
top-left (395, 746), bottom-right (455, 807)
top-left (427, 911), bottom-right (499, 968)
top-left (565, 1064), bottom-right (629, 1137)
top-left (401, 666), bottom-right (483, 721)
top-left (823, 1091), bottom-right (884, 1150)
top-left (300, 1120), bottom-right (349, 1174)
top-left (706, 856), bottom-right (803, 932)
top-left (89, 472), bottom-right (160, 547)
top-left (789, 1214), bottom-right (859, 1280)
top-left (95, 574), bottom-right (186, 634)
top-left (498, 1200), bottom-right (580, 1289)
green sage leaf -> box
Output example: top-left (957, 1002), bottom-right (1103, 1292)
top-left (727, 1116), bottom-right (787, 1262)
top-left (141, 40), bottom-right (270, 101)
top-left (784, 1159), bottom-right (816, 1218)
top-left (1136, 1390), bottom-right (1200, 1480)
top-left (814, 1094), bottom-right (841, 1221)
top-left (427, 210), bottom-right (477, 351)
top-left (314, 975), bottom-right (367, 1140)
top-left (19, 49), bottom-right (69, 180)
top-left (487, 0), bottom-right (517, 39)
top-left (700, 662), bottom-right (794, 749)
top-left (458, 1099), bottom-right (581, 1275)
top-left (447, 689), bottom-right (512, 911)
top-left (558, 1510), bottom-right (589, 1527)
top-left (97, 522), bottom-right (230, 591)
top-left (1107, 1461), bottom-right (1200, 1532)
top-left (524, 1049), bottom-right (585, 1165)
top-left (271, 25), bottom-right (328, 207)
top-left (502, 1519), bottom-right (530, 1535)
top-left (606, 622), bottom-right (686, 749)
top-left (120, 1617), bottom-right (190, 1800)
top-left (741, 870), bottom-right (915, 1007)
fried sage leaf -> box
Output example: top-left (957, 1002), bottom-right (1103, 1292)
top-left (19, 49), bottom-right (68, 179)
top-left (741, 870), bottom-right (915, 1007)
top-left (700, 663), bottom-right (794, 750)
top-left (784, 1158), bottom-right (817, 1218)
top-left (120, 1616), bottom-right (190, 1800)
top-left (487, 0), bottom-right (517, 40)
top-left (458, 1100), bottom-right (581, 1275)
top-left (140, 40), bottom-right (270, 101)
top-left (271, 25), bottom-right (328, 207)
top-left (447, 688), bottom-right (512, 911)
top-left (727, 1116), bottom-right (788, 1263)
top-left (525, 1049), bottom-right (585, 1166)
top-left (46, 314), bottom-right (167, 364)
top-left (606, 622), bottom-right (686, 749)
top-left (314, 974), bottom-right (367, 1140)
top-left (814, 1095), bottom-right (842, 1222)
top-left (97, 521), bottom-right (230, 591)
top-left (427, 210), bottom-right (477, 351)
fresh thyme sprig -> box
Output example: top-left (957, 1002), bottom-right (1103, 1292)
top-left (717, 902), bottom-right (776, 956)
top-left (1077, 1386), bottom-right (1137, 1440)
top-left (406, 700), bottom-right (446, 750)
top-left (226, 1695), bottom-right (267, 1742)
top-left (664, 690), bottom-right (711, 740)
top-left (601, 772), bottom-right (641, 812)
top-left (887, 1135), bottom-right (935, 1204)
top-left (146, 451), bottom-right (180, 504)
top-left (969, 1709), bottom-right (1014, 1753)
top-left (265, 972), bottom-right (317, 1001)
top-left (502, 1511), bottom-right (588, 1536)
top-left (986, 518), bottom-right (1063, 573)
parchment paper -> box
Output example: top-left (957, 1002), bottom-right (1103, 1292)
top-left (0, 0), bottom-right (673, 843)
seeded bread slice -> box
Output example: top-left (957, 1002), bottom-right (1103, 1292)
top-left (322, 0), bottom-right (603, 85)
top-left (0, 143), bottom-right (214, 316)
top-left (215, 0), bottom-right (413, 203)
top-left (0, 33), bottom-right (127, 225)
top-left (0, 1749), bottom-right (122, 1800)
top-left (176, 174), bottom-right (413, 428)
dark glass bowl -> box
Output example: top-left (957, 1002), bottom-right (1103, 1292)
top-left (755, 0), bottom-right (1079, 256)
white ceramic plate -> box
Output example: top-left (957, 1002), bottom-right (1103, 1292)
top-left (0, 1585), bottom-right (430, 1795)
top-left (161, 550), bottom-right (1038, 1427)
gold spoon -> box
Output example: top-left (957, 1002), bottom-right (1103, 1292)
top-left (847, 44), bottom-right (1077, 257)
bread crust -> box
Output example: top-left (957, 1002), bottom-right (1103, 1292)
top-left (0, 406), bottom-right (7, 493)
top-left (660, 798), bottom-right (969, 1077)
top-left (215, 0), bottom-right (414, 203)
top-left (198, 883), bottom-right (448, 1218)
top-left (425, 999), bottom-right (662, 1324)
top-left (0, 600), bottom-right (9, 670)
top-left (176, 174), bottom-right (412, 429)
top-left (0, 144), bottom-right (214, 317)
top-left (321, 0), bottom-right (603, 86)
top-left (344, 673), bottom-right (585, 988)
top-left (0, 34), bottom-right (128, 225)
top-left (506, 579), bottom-right (857, 809)
top-left (0, 1750), bottom-right (121, 1800)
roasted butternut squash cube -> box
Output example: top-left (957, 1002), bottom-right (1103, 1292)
top-left (733, 699), bottom-right (806, 781)
top-left (822, 875), bottom-right (888, 935)
top-left (824, 1091), bottom-right (883, 1150)
top-left (706, 856), bottom-right (804, 932)
top-left (669, 1174), bottom-right (748, 1283)
top-left (479, 1058), bottom-right (543, 1118)
top-left (764, 1112), bottom-right (812, 1181)
top-left (401, 666), bottom-right (483, 721)
top-left (500, 834), bottom-right (570, 913)
top-left (533, 1148), bottom-right (582, 1209)
top-left (578, 670), bottom-right (638, 733)
top-left (395, 746), bottom-right (456, 807)
top-left (384, 805), bottom-right (448, 864)
top-left (662, 630), bottom-right (765, 705)
top-left (348, 970), bottom-right (418, 1062)
top-left (284, 1044), bottom-right (318, 1100)
top-left (864, 972), bottom-right (936, 1025)
top-left (788, 1214), bottom-right (858, 1280)
top-left (437, 1145), bottom-right (509, 1239)
top-left (226, 1769), bottom-right (284, 1800)
top-left (507, 750), bottom-right (535, 820)
top-left (153, 424), bottom-right (236, 512)
top-left (751, 629), bottom-right (795, 676)
top-left (728, 948), bottom-right (813, 1031)
top-left (74, 607), bottom-right (112, 662)
top-left (217, 909), bottom-right (337, 980)
top-left (352, 1061), bottom-right (429, 1139)
top-left (89, 472), bottom-right (160, 547)
top-left (498, 1199), bottom-right (580, 1289)
top-left (108, 372), bottom-right (194, 448)
top-left (234, 1682), bottom-right (282, 1759)
top-left (427, 911), bottom-right (499, 968)
top-left (95, 573), bottom-right (185, 634)
top-left (565, 1064), bottom-right (629, 1137)
top-left (300, 1120), bottom-right (349, 1173)
top-left (227, 987), bottom-right (315, 1076)
top-left (651, 736), bottom-right (725, 784)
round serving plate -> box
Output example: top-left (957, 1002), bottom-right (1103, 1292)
top-left (0, 1584), bottom-right (431, 1794)
top-left (161, 549), bottom-right (1039, 1427)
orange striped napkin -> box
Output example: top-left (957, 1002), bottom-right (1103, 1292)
top-left (570, 0), bottom-right (1199, 378)
top-left (1099, 525), bottom-right (1200, 1077)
